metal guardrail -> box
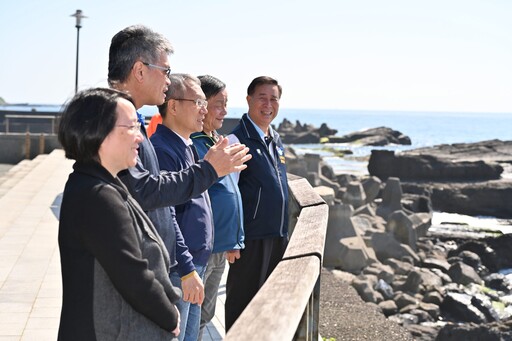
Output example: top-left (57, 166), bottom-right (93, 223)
top-left (4, 114), bottom-right (58, 134)
top-left (225, 176), bottom-right (328, 341)
top-left (1, 114), bottom-right (61, 163)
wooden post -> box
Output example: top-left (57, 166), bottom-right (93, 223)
top-left (311, 277), bottom-right (321, 340)
top-left (294, 272), bottom-right (321, 341)
top-left (39, 134), bottom-right (45, 155)
top-left (25, 132), bottom-right (31, 159)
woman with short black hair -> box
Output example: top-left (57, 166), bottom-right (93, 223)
top-left (57, 88), bottom-right (181, 340)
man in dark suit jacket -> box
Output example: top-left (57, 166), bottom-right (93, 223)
top-left (225, 76), bottom-right (289, 331)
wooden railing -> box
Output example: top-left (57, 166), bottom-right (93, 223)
top-left (225, 175), bottom-right (328, 341)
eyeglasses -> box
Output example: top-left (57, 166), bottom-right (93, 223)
top-left (116, 121), bottom-right (141, 132)
top-left (141, 62), bottom-right (171, 77)
top-left (174, 98), bottom-right (208, 108)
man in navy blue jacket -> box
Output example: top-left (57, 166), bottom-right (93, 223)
top-left (225, 76), bottom-right (289, 331)
top-left (151, 74), bottom-right (214, 341)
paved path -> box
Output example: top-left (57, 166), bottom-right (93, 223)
top-left (0, 150), bottom-right (227, 340)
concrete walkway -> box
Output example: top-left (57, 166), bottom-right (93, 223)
top-left (0, 150), bottom-right (227, 340)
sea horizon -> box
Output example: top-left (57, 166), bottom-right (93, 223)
top-left (2, 103), bottom-right (510, 147)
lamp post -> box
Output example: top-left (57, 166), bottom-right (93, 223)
top-left (70, 10), bottom-right (87, 94)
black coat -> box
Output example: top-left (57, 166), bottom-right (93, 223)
top-left (58, 161), bottom-right (181, 340)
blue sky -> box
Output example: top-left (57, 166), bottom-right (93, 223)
top-left (1, 0), bottom-right (511, 112)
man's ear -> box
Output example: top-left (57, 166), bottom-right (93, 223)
top-left (132, 61), bottom-right (145, 83)
top-left (246, 95), bottom-right (251, 105)
top-left (168, 99), bottom-right (178, 117)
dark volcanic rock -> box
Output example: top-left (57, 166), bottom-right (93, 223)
top-left (436, 319), bottom-right (512, 341)
top-left (471, 294), bottom-right (500, 323)
top-left (276, 119), bottom-right (337, 144)
top-left (486, 234), bottom-right (512, 271)
top-left (441, 292), bottom-right (487, 323)
top-left (430, 180), bottom-right (512, 218)
top-left (368, 140), bottom-right (512, 218)
top-left (484, 273), bottom-right (512, 293)
top-left (422, 257), bottom-right (451, 273)
top-left (403, 139), bottom-right (512, 164)
top-left (285, 131), bottom-right (320, 144)
top-left (368, 150), bottom-right (503, 181)
top-left (450, 235), bottom-right (512, 275)
top-left (317, 123), bottom-right (337, 137)
top-left (328, 126), bottom-right (411, 146)
top-left (447, 262), bottom-right (482, 286)
top-left (368, 140), bottom-right (512, 181)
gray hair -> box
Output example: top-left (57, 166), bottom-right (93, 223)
top-left (108, 25), bottom-right (174, 86)
top-left (158, 74), bottom-right (200, 117)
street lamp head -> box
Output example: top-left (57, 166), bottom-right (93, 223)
top-left (71, 10), bottom-right (87, 93)
top-left (70, 9), bottom-right (87, 29)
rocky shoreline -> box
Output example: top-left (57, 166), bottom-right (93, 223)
top-left (369, 139), bottom-right (512, 219)
top-left (279, 121), bottom-right (512, 340)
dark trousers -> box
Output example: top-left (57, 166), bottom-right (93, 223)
top-left (224, 236), bottom-right (288, 331)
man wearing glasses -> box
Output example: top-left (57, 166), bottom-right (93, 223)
top-left (151, 74), bottom-right (213, 341)
top-left (107, 25), bottom-right (251, 332)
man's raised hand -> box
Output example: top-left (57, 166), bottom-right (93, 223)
top-left (203, 136), bottom-right (251, 177)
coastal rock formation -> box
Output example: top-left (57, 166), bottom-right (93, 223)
top-left (436, 319), bottom-right (512, 341)
top-left (275, 118), bottom-right (337, 144)
top-left (327, 126), bottom-right (412, 146)
top-left (403, 139), bottom-right (512, 164)
top-left (286, 150), bottom-right (512, 340)
top-left (368, 150), bottom-right (504, 181)
top-left (368, 140), bottom-right (512, 219)
top-left (275, 120), bottom-right (411, 146)
top-left (428, 180), bottom-right (512, 218)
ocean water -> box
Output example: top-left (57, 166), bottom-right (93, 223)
top-left (224, 108), bottom-right (512, 234)
top-left (228, 108), bottom-right (511, 143)
top-left (241, 108), bottom-right (512, 149)
top-left (142, 106), bottom-right (512, 150)
top-left (139, 106), bottom-right (512, 175)
top-left (225, 108), bottom-right (512, 175)
top-left (13, 104), bottom-right (509, 149)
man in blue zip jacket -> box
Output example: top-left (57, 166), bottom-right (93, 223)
top-left (151, 74), bottom-right (214, 341)
top-left (191, 75), bottom-right (245, 340)
top-left (225, 76), bottom-right (289, 331)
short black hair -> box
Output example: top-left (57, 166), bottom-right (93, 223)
top-left (247, 76), bottom-right (282, 98)
top-left (58, 88), bottom-right (134, 163)
top-left (198, 75), bottom-right (226, 100)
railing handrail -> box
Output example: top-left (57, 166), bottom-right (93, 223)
top-left (225, 176), bottom-right (328, 341)
top-left (4, 114), bottom-right (59, 119)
